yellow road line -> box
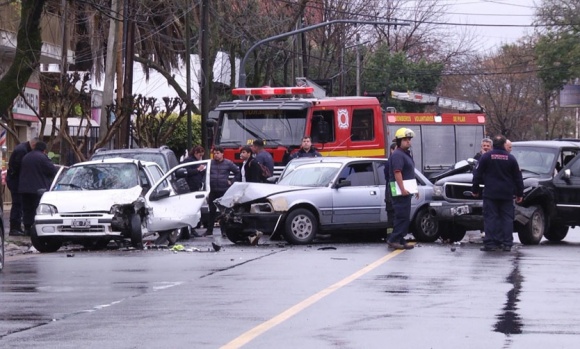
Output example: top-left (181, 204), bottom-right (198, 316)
top-left (221, 249), bottom-right (405, 349)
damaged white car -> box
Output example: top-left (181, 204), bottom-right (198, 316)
top-left (215, 157), bottom-right (436, 244)
top-left (33, 158), bottom-right (210, 252)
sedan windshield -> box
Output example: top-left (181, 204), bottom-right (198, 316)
top-left (277, 163), bottom-right (341, 187)
top-left (54, 163), bottom-right (139, 191)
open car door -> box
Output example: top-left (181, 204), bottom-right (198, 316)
top-left (144, 160), bottom-right (210, 232)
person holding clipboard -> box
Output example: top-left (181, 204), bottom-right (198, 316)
top-left (387, 128), bottom-right (419, 250)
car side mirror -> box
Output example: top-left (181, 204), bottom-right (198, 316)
top-left (175, 168), bottom-right (188, 178)
top-left (150, 188), bottom-right (171, 201)
top-left (336, 179), bottom-right (351, 188)
top-left (564, 168), bottom-right (571, 180)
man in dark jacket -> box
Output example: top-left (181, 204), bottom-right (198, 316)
top-left (290, 136), bottom-right (321, 159)
top-left (239, 146), bottom-right (262, 183)
top-left (6, 137), bottom-right (38, 236)
top-left (472, 135), bottom-right (524, 252)
top-left (181, 145), bottom-right (206, 191)
top-left (204, 146), bottom-right (241, 236)
top-left (252, 139), bottom-right (274, 180)
top-left (18, 141), bottom-right (58, 236)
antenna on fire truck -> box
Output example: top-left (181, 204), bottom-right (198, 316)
top-left (390, 90), bottom-right (484, 113)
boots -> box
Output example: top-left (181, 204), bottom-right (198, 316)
top-left (9, 223), bottom-right (25, 236)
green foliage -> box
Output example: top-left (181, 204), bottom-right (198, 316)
top-left (535, 33), bottom-right (580, 91)
top-left (361, 45), bottom-right (444, 112)
top-left (160, 113), bottom-right (202, 158)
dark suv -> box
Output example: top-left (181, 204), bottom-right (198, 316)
top-left (91, 146), bottom-right (179, 173)
top-left (429, 140), bottom-right (580, 244)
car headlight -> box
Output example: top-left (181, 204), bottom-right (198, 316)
top-left (37, 204), bottom-right (58, 215)
top-left (432, 185), bottom-right (444, 198)
top-left (250, 202), bottom-right (274, 213)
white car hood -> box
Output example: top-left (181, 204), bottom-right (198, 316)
top-left (217, 182), bottom-right (309, 208)
top-left (40, 186), bottom-right (143, 212)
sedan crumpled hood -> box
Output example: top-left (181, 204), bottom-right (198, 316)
top-left (40, 186), bottom-right (143, 212)
top-left (217, 182), bottom-right (310, 208)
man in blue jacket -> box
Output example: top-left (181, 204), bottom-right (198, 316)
top-left (6, 137), bottom-right (38, 235)
top-left (290, 136), bottom-right (321, 159)
top-left (18, 141), bottom-right (58, 236)
top-left (472, 135), bottom-right (524, 252)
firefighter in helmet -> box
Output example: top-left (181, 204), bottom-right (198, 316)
top-left (386, 127), bottom-right (418, 250)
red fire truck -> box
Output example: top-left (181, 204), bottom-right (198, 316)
top-left (209, 84), bottom-right (485, 176)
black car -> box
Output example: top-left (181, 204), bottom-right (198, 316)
top-left (429, 140), bottom-right (580, 244)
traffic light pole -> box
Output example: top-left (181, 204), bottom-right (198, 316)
top-left (238, 19), bottom-right (409, 88)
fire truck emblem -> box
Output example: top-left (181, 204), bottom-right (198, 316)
top-left (337, 108), bottom-right (349, 129)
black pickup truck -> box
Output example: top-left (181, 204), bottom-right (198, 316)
top-left (429, 140), bottom-right (580, 244)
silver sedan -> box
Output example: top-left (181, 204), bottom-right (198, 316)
top-left (215, 157), bottom-right (437, 244)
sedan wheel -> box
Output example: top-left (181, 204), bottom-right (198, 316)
top-left (224, 229), bottom-right (247, 244)
top-left (30, 225), bottom-right (62, 253)
top-left (284, 208), bottom-right (318, 245)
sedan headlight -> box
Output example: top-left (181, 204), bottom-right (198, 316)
top-left (250, 202), bottom-right (274, 213)
top-left (37, 204), bottom-right (58, 215)
top-left (432, 185), bottom-right (444, 198)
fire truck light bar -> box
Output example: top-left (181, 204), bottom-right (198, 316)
top-left (232, 87), bottom-right (314, 96)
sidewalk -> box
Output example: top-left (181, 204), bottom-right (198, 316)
top-left (3, 203), bottom-right (31, 247)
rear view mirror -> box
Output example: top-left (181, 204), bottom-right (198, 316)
top-left (150, 188), bottom-right (171, 201)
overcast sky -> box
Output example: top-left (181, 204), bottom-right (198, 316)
top-left (448, 0), bottom-right (537, 51)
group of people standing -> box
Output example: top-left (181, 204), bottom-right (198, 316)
top-left (7, 137), bottom-right (59, 236)
top-left (182, 137), bottom-right (320, 237)
top-left (384, 128), bottom-right (524, 252)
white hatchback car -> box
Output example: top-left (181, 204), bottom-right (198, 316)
top-left (33, 157), bottom-right (210, 252)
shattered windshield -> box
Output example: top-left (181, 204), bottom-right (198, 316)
top-left (277, 163), bottom-right (341, 187)
top-left (53, 163), bottom-right (139, 191)
top-left (217, 110), bottom-right (307, 147)
top-left (511, 146), bottom-right (557, 176)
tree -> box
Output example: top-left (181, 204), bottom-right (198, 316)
top-left (361, 46), bottom-right (444, 111)
top-left (0, 0), bottom-right (46, 141)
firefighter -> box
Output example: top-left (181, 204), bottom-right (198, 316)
top-left (387, 128), bottom-right (418, 250)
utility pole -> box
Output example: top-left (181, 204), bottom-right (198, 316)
top-left (121, 0), bottom-right (134, 148)
top-left (356, 34), bottom-right (360, 96)
top-left (100, 0), bottom-right (119, 142)
top-left (59, 0), bottom-right (68, 164)
top-left (200, 0), bottom-right (209, 154)
top-left (185, 0), bottom-right (192, 152)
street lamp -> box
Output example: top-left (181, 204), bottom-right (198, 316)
top-left (238, 19), bottom-right (409, 88)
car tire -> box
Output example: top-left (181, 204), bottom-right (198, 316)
top-left (284, 208), bottom-right (318, 245)
top-left (518, 205), bottom-right (544, 245)
top-left (82, 239), bottom-right (110, 251)
top-left (130, 214), bottom-right (144, 249)
top-left (412, 208), bottom-right (439, 242)
top-left (30, 225), bottom-right (62, 253)
top-left (439, 222), bottom-right (466, 242)
top-left (167, 229), bottom-right (180, 245)
top-left (180, 227), bottom-right (191, 240)
top-left (544, 223), bottom-right (568, 242)
top-left (224, 229), bottom-right (246, 244)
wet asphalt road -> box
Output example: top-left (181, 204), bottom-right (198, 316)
top-left (2, 228), bottom-right (580, 349)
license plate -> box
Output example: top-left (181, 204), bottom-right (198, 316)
top-left (450, 205), bottom-right (470, 216)
top-left (72, 219), bottom-right (91, 228)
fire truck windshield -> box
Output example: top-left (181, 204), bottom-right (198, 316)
top-left (217, 110), bottom-right (307, 147)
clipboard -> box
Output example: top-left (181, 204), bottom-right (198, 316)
top-left (389, 179), bottom-right (418, 196)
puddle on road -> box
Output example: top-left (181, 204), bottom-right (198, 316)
top-left (494, 255), bottom-right (523, 335)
